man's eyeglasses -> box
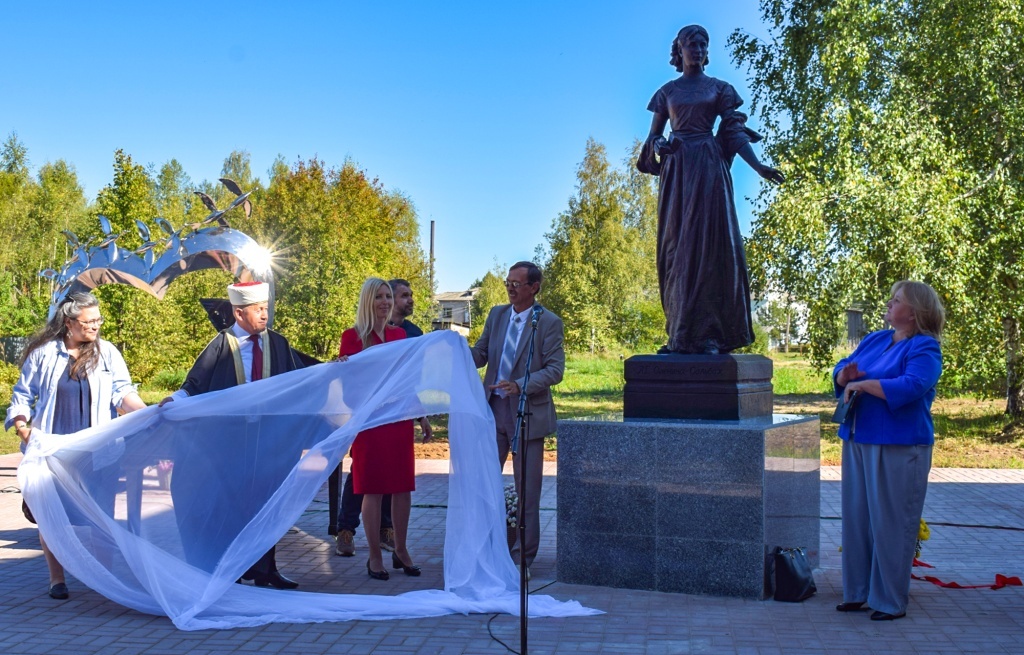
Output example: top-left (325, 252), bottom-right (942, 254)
top-left (504, 280), bottom-right (533, 289)
top-left (74, 317), bottom-right (104, 328)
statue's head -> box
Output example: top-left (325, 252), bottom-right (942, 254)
top-left (671, 25), bottom-right (710, 72)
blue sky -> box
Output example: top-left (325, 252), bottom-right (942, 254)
top-left (2, 1), bottom-right (775, 293)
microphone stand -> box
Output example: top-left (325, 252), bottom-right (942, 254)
top-left (510, 303), bottom-right (541, 655)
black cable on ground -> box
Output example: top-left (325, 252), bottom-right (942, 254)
top-left (486, 580), bottom-right (557, 653)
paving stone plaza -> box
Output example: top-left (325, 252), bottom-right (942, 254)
top-left (1, 453), bottom-right (1022, 654)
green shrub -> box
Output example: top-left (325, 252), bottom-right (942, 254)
top-left (0, 361), bottom-right (20, 386)
top-left (149, 368), bottom-right (188, 391)
top-left (735, 323), bottom-right (769, 355)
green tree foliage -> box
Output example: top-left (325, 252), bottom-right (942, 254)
top-left (755, 293), bottom-right (802, 352)
top-left (730, 0), bottom-right (1024, 411)
top-left (154, 159), bottom-right (194, 219)
top-left (263, 158), bottom-right (429, 360)
top-left (468, 265), bottom-right (509, 344)
top-left (0, 134), bottom-right (91, 336)
top-left (157, 157), bottom-right (236, 364)
top-left (617, 141), bottom-right (664, 351)
top-left (541, 139), bottom-right (663, 353)
top-left (0, 141), bottom-right (428, 382)
top-left (93, 150), bottom-right (185, 380)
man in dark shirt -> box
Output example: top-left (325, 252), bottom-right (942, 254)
top-left (389, 278), bottom-right (424, 337)
top-left (331, 278), bottom-right (433, 556)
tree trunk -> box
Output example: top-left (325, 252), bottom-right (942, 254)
top-left (784, 306), bottom-right (792, 354)
top-left (1005, 317), bottom-right (1024, 418)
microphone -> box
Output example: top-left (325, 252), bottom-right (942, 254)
top-left (531, 304), bottom-right (543, 327)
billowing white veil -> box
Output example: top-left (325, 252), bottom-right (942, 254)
top-left (18, 331), bottom-right (598, 630)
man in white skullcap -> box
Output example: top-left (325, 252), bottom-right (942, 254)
top-left (161, 280), bottom-right (306, 589)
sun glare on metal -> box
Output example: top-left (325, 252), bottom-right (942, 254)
top-left (43, 178), bottom-right (275, 321)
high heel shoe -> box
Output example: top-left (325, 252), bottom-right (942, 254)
top-left (367, 561), bottom-right (389, 581)
top-left (392, 552), bottom-right (421, 577)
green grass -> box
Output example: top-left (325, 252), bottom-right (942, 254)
top-left (771, 366), bottom-right (834, 395)
top-left (0, 429), bottom-right (17, 455)
top-left (551, 351), bottom-right (834, 407)
top-left (0, 375), bottom-right (18, 454)
top-left (554, 355), bottom-right (624, 419)
top-left (4, 353), bottom-right (1023, 468)
top-left (548, 353), bottom-right (1023, 469)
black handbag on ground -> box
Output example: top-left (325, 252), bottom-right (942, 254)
top-left (770, 546), bottom-right (817, 602)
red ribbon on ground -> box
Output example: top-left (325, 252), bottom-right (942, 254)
top-left (912, 559), bottom-right (1024, 590)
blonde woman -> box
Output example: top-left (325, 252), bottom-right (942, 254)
top-left (338, 278), bottom-right (420, 580)
top-left (833, 281), bottom-right (945, 621)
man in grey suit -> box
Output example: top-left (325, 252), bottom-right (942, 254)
top-left (471, 261), bottom-right (564, 577)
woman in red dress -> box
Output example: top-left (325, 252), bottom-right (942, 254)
top-left (339, 277), bottom-right (420, 580)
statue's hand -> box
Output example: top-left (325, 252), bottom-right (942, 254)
top-left (758, 164), bottom-right (785, 185)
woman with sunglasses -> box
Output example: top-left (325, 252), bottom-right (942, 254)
top-left (6, 291), bottom-right (145, 600)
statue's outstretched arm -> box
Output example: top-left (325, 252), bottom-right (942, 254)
top-left (737, 142), bottom-right (784, 185)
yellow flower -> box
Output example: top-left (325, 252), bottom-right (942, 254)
top-left (918, 518), bottom-right (930, 541)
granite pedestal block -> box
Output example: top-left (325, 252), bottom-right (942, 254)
top-left (556, 414), bottom-right (819, 599)
top-left (623, 354), bottom-right (773, 420)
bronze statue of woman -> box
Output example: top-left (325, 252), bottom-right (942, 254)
top-left (638, 25), bottom-right (783, 355)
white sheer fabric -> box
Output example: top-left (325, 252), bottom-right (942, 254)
top-left (18, 331), bottom-right (598, 630)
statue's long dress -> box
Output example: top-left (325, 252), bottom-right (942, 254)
top-left (638, 76), bottom-right (758, 354)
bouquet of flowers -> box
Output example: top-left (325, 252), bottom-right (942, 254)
top-left (915, 518), bottom-right (930, 558)
top-left (504, 483), bottom-right (519, 528)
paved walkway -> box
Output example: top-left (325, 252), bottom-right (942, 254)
top-left (1, 452), bottom-right (1022, 654)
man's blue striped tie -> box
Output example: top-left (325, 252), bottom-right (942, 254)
top-left (496, 315), bottom-right (521, 397)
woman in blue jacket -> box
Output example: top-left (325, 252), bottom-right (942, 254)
top-left (833, 281), bottom-right (944, 621)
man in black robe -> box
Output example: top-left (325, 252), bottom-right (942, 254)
top-left (162, 281), bottom-right (304, 589)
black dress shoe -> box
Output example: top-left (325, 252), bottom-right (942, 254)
top-left (392, 552), bottom-right (421, 577)
top-left (836, 601), bottom-right (867, 612)
top-left (48, 583), bottom-right (69, 600)
top-left (870, 610), bottom-right (906, 621)
top-left (367, 561), bottom-right (390, 580)
top-left (253, 571), bottom-right (299, 590)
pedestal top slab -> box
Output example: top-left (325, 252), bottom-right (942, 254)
top-left (561, 413), bottom-right (818, 429)
top-left (624, 353), bottom-right (772, 382)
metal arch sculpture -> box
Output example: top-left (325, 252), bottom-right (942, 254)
top-left (42, 178), bottom-right (276, 324)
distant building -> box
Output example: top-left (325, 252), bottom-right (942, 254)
top-left (846, 307), bottom-right (866, 348)
top-left (432, 288), bottom-right (479, 336)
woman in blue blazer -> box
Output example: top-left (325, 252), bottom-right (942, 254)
top-left (833, 281), bottom-right (944, 621)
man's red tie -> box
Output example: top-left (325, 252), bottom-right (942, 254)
top-left (249, 334), bottom-right (263, 382)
